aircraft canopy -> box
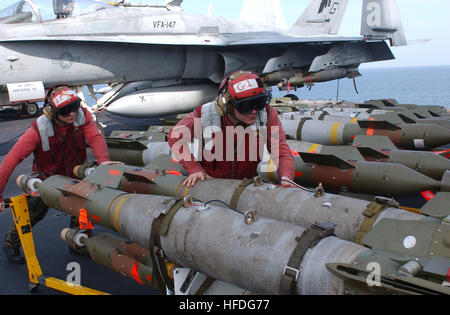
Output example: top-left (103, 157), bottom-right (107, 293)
top-left (0, 0), bottom-right (114, 22)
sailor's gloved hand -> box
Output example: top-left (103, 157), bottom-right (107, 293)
top-left (182, 171), bottom-right (213, 188)
top-left (0, 200), bottom-right (5, 213)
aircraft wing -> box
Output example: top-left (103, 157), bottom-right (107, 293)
top-left (1, 29), bottom-right (393, 73)
top-left (0, 31), bottom-right (365, 46)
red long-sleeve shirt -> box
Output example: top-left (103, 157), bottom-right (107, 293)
top-left (0, 110), bottom-right (109, 203)
top-left (168, 105), bottom-right (295, 180)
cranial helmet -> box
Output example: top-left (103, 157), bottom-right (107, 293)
top-left (216, 71), bottom-right (271, 116)
top-left (44, 86), bottom-right (81, 120)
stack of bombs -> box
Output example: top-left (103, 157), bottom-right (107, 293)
top-left (271, 97), bottom-right (450, 200)
top-left (276, 100), bottom-right (450, 150)
top-left (17, 98), bottom-right (447, 295)
top-left (18, 162), bottom-right (450, 295)
top-left (105, 122), bottom-right (450, 200)
top-left (271, 97), bottom-right (450, 117)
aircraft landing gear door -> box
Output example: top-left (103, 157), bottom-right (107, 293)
top-left (7, 81), bottom-right (45, 104)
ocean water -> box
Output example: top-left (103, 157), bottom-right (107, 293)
top-left (79, 66), bottom-right (450, 111)
top-left (272, 66), bottom-right (450, 109)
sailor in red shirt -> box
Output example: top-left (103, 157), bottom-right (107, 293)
top-left (0, 86), bottom-right (115, 264)
top-left (168, 71), bottom-right (295, 188)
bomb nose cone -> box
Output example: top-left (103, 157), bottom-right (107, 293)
top-left (388, 150), bottom-right (450, 180)
top-left (425, 125), bottom-right (450, 148)
top-left (354, 162), bottom-right (442, 196)
top-left (401, 124), bottom-right (450, 149)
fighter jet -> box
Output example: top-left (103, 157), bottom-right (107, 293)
top-left (0, 0), bottom-right (406, 117)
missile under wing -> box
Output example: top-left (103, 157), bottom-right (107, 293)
top-left (0, 0), bottom-right (405, 118)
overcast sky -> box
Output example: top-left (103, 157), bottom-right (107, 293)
top-left (2, 0), bottom-right (449, 68)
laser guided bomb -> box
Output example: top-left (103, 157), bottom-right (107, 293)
top-left (18, 173), bottom-right (368, 295)
top-left (283, 106), bottom-right (415, 118)
top-left (73, 162), bottom-right (431, 243)
top-left (13, 176), bottom-right (246, 294)
top-left (416, 118), bottom-right (450, 130)
top-left (279, 115), bottom-right (450, 149)
top-left (60, 229), bottom-right (250, 294)
top-left (18, 172), bottom-right (450, 295)
top-left (363, 99), bottom-right (448, 117)
top-left (350, 136), bottom-right (450, 180)
top-left (287, 139), bottom-right (450, 181)
top-left (269, 98), bottom-right (348, 113)
top-left (258, 152), bottom-right (450, 198)
top-left (270, 98), bottom-right (450, 128)
top-left (61, 230), bottom-right (158, 288)
top-left (282, 110), bottom-right (411, 125)
top-left (102, 128), bottom-right (450, 199)
top-left (280, 97), bottom-right (449, 116)
top-left (101, 122), bottom-right (450, 211)
top-left (312, 108), bottom-right (450, 129)
top-left (280, 109), bottom-right (450, 130)
top-left (350, 134), bottom-right (450, 165)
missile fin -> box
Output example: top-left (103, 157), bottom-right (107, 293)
top-left (357, 120), bottom-right (402, 131)
top-left (352, 135), bottom-right (398, 150)
top-left (84, 165), bottom-right (158, 189)
top-left (106, 138), bottom-right (149, 151)
top-left (363, 219), bottom-right (426, 255)
top-left (420, 191), bottom-right (450, 219)
top-left (299, 152), bottom-right (355, 170)
top-left (60, 181), bottom-right (98, 200)
top-left (122, 170), bottom-right (157, 185)
top-left (355, 147), bottom-right (390, 160)
top-left (397, 113), bottom-right (417, 124)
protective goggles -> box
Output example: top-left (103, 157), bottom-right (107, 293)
top-left (233, 92), bottom-right (271, 115)
top-left (56, 100), bottom-right (80, 116)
